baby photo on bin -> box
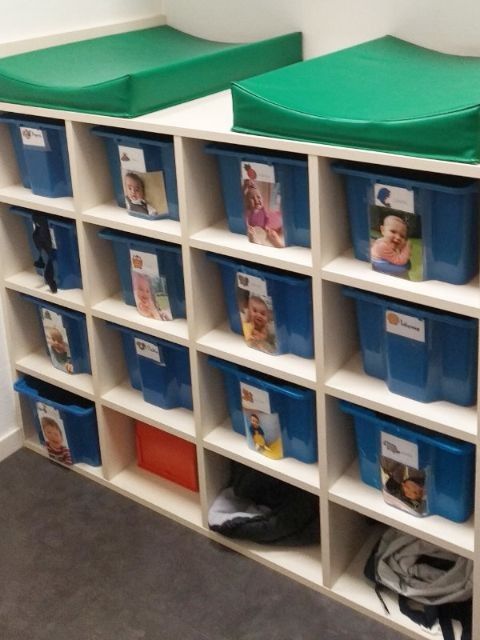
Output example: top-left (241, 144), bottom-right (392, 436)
top-left (119, 145), bottom-right (168, 218)
top-left (36, 402), bottom-right (72, 467)
top-left (41, 308), bottom-right (74, 374)
top-left (240, 382), bottom-right (283, 459)
top-left (130, 249), bottom-right (172, 321)
top-left (241, 161), bottom-right (285, 248)
top-left (236, 273), bottom-right (277, 354)
top-left (369, 183), bottom-right (423, 281)
top-left (380, 457), bottom-right (427, 516)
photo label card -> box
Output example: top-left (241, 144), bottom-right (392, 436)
top-left (130, 249), bottom-right (172, 321)
top-left (236, 272), bottom-right (278, 354)
top-left (36, 402), bottom-right (72, 466)
top-left (240, 160), bottom-right (285, 248)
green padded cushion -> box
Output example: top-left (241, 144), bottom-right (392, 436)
top-left (232, 36), bottom-right (480, 163)
top-left (0, 26), bottom-right (302, 118)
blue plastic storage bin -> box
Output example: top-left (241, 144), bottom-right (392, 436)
top-left (339, 400), bottom-right (475, 522)
top-left (209, 356), bottom-right (317, 463)
top-left (207, 253), bottom-right (313, 358)
top-left (0, 113), bottom-right (72, 197)
top-left (10, 206), bottom-right (82, 290)
top-left (22, 294), bottom-right (91, 375)
top-left (91, 126), bottom-right (178, 221)
top-left (332, 162), bottom-right (479, 284)
top-left (106, 322), bottom-right (192, 410)
top-left (14, 376), bottom-right (100, 466)
top-left (343, 287), bottom-right (478, 405)
top-left (98, 228), bottom-right (186, 320)
top-left (205, 143), bottom-right (310, 248)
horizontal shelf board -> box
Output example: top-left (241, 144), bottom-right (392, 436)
top-left (203, 424), bottom-right (320, 494)
top-left (329, 460), bottom-right (474, 558)
top-left (136, 92), bottom-right (480, 178)
top-left (0, 184), bottom-right (76, 217)
top-left (322, 251), bottom-right (480, 317)
top-left (92, 294), bottom-right (189, 345)
top-left (4, 271), bottom-right (85, 311)
top-left (16, 350), bottom-right (95, 400)
top-left (82, 202), bottom-right (182, 243)
top-left (197, 324), bottom-right (316, 389)
top-left (207, 530), bottom-right (323, 590)
top-left (190, 221), bottom-right (313, 275)
top-left (24, 438), bottom-right (105, 481)
top-left (101, 382), bottom-right (196, 441)
top-left (331, 526), bottom-right (441, 640)
top-left (109, 462), bottom-right (203, 529)
top-left (1, 92), bottom-right (479, 178)
top-left (325, 353), bottom-right (477, 443)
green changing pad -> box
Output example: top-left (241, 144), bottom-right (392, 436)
top-left (232, 36), bottom-right (480, 164)
top-left (0, 26), bottom-right (301, 118)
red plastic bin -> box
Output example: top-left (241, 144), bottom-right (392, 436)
top-left (135, 421), bottom-right (199, 492)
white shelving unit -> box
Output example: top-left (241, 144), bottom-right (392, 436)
top-left (1, 29), bottom-right (479, 640)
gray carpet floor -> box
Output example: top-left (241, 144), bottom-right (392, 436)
top-left (0, 449), bottom-right (408, 640)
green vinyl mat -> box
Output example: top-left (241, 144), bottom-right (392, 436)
top-left (0, 26), bottom-right (301, 118)
top-left (232, 36), bottom-right (480, 164)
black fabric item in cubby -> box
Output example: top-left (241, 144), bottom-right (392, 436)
top-left (208, 461), bottom-right (319, 546)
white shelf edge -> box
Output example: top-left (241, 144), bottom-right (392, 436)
top-left (15, 351), bottom-right (95, 400)
top-left (108, 462), bottom-right (203, 530)
top-left (91, 295), bottom-right (190, 346)
top-left (203, 424), bottom-right (320, 494)
top-left (325, 353), bottom-right (478, 443)
top-left (4, 272), bottom-right (86, 311)
top-left (196, 325), bottom-right (316, 389)
top-left (190, 221), bottom-right (313, 275)
top-left (101, 382), bottom-right (196, 442)
top-left (23, 438), bottom-right (105, 481)
top-left (82, 203), bottom-right (182, 243)
top-left (329, 460), bottom-right (474, 559)
top-left (322, 250), bottom-right (480, 317)
top-left (0, 185), bottom-right (76, 217)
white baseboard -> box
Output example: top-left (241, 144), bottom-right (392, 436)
top-left (0, 427), bottom-right (23, 462)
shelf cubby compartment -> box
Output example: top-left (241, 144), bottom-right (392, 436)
top-left (324, 394), bottom-right (475, 557)
top-left (69, 121), bottom-right (182, 241)
top-left (202, 449), bottom-right (323, 590)
top-left (328, 511), bottom-right (473, 640)
top-left (98, 406), bottom-right (202, 530)
top-left (0, 203), bottom-right (85, 308)
top-left (89, 317), bottom-right (195, 439)
top-left (5, 290), bottom-right (94, 399)
top-left (0, 116), bottom-right (75, 215)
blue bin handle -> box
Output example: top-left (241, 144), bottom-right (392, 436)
top-left (209, 356), bottom-right (307, 400)
top-left (91, 126), bottom-right (173, 149)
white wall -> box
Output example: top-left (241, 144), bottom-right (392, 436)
top-left (165, 0), bottom-right (480, 58)
top-left (0, 0), bottom-right (164, 43)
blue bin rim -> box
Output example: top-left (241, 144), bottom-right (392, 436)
top-left (91, 125), bottom-right (173, 148)
top-left (331, 161), bottom-right (478, 193)
top-left (207, 251), bottom-right (310, 285)
top-left (208, 355), bottom-right (309, 401)
top-left (14, 376), bottom-right (94, 414)
top-left (98, 227), bottom-right (182, 254)
top-left (0, 113), bottom-right (66, 129)
top-left (204, 141), bottom-right (307, 167)
top-left (9, 205), bottom-right (76, 228)
top-left (20, 293), bottom-right (85, 320)
top-left (339, 400), bottom-right (474, 454)
top-left (343, 286), bottom-right (477, 328)
top-left (105, 321), bottom-right (187, 352)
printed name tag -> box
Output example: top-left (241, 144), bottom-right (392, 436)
top-left (385, 310), bottom-right (425, 342)
top-left (240, 382), bottom-right (271, 414)
top-left (20, 126), bottom-right (47, 148)
top-left (236, 273), bottom-right (267, 297)
top-left (381, 431), bottom-right (419, 469)
top-left (134, 338), bottom-right (164, 364)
